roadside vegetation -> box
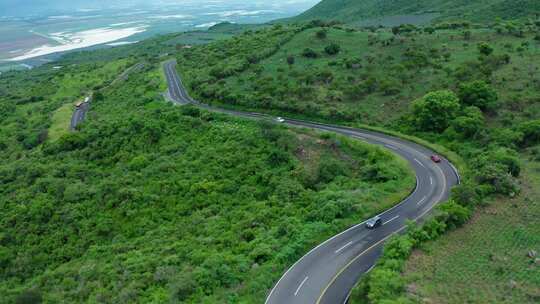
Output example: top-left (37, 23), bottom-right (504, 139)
top-left (0, 53), bottom-right (414, 303)
top-left (402, 158), bottom-right (540, 303)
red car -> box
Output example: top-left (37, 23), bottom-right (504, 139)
top-left (431, 155), bottom-right (442, 163)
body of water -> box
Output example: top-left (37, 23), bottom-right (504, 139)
top-left (0, 0), bottom-right (318, 68)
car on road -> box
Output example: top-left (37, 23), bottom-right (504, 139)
top-left (365, 215), bottom-right (382, 229)
top-left (431, 155), bottom-right (442, 163)
top-left (276, 117), bottom-right (285, 123)
top-left (75, 101), bottom-right (83, 108)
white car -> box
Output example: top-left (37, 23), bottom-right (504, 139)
top-left (276, 117), bottom-right (285, 123)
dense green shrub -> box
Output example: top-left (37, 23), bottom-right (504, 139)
top-left (450, 106), bottom-right (485, 139)
top-left (517, 119), bottom-right (540, 147)
top-left (367, 268), bottom-right (404, 303)
top-left (436, 200), bottom-right (472, 229)
top-left (468, 148), bottom-right (521, 195)
top-left (411, 90), bottom-right (460, 132)
top-left (287, 55), bottom-right (295, 65)
top-left (451, 182), bottom-right (481, 207)
top-left (457, 81), bottom-right (498, 111)
top-left (302, 48), bottom-right (319, 58)
top-left (478, 42), bottom-right (494, 56)
top-left (316, 29), bottom-right (327, 39)
top-left (324, 43), bottom-right (341, 55)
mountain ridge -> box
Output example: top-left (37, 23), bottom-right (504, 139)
top-left (289, 0), bottom-right (540, 25)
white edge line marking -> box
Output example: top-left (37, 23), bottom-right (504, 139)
top-left (383, 215), bottom-right (399, 225)
top-left (449, 162), bottom-right (461, 184)
top-left (417, 196), bottom-right (427, 205)
top-left (316, 165), bottom-right (449, 304)
top-left (414, 158), bottom-right (425, 167)
top-left (335, 241), bottom-right (353, 254)
top-left (366, 264), bottom-right (376, 273)
top-left (343, 293), bottom-right (351, 304)
top-left (294, 276), bottom-right (309, 296)
top-left (315, 225), bottom-right (408, 304)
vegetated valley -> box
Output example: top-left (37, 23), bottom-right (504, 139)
top-left (1, 0), bottom-right (540, 303)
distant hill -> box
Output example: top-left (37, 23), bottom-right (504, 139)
top-left (289, 0), bottom-right (540, 25)
top-left (208, 22), bottom-right (264, 34)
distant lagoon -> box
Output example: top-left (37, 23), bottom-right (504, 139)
top-left (0, 1), bottom-right (318, 63)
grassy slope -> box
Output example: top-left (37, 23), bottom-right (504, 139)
top-left (290, 0), bottom-right (540, 24)
top-left (180, 25), bottom-right (540, 126)
top-left (403, 157), bottom-right (540, 303)
top-left (48, 102), bottom-right (74, 141)
top-left (0, 55), bottom-right (415, 303)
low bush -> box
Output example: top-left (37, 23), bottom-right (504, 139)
top-left (324, 43), bottom-right (341, 55)
top-left (302, 48), bottom-right (319, 58)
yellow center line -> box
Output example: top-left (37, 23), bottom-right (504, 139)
top-left (315, 159), bottom-right (448, 304)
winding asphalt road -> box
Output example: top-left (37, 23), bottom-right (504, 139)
top-left (70, 102), bottom-right (90, 130)
top-left (163, 60), bottom-right (459, 304)
top-left (70, 62), bottom-right (145, 131)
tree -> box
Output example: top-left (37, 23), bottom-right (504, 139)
top-left (411, 90), bottom-right (460, 132)
top-left (324, 43), bottom-right (341, 55)
top-left (478, 42), bottom-right (494, 56)
top-left (457, 80), bottom-right (498, 111)
top-left (451, 106), bottom-right (485, 139)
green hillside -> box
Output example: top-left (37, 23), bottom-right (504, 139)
top-left (0, 38), bottom-right (415, 303)
top-left (174, 20), bottom-right (540, 304)
top-left (291, 0), bottom-right (540, 25)
top-left (2, 3), bottom-right (540, 303)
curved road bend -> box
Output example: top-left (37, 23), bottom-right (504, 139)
top-left (163, 60), bottom-right (459, 304)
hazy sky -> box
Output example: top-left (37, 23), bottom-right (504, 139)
top-left (1, 0), bottom-right (320, 16)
